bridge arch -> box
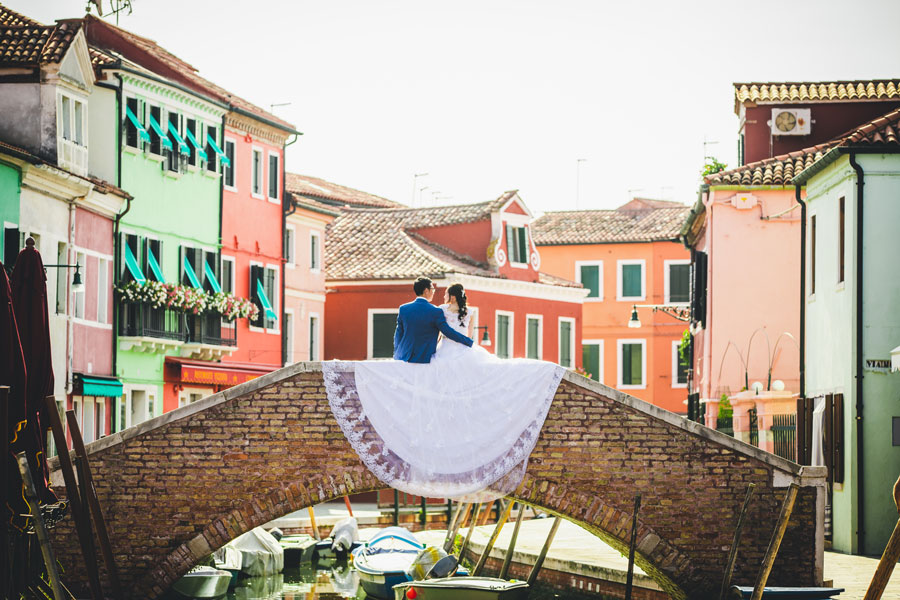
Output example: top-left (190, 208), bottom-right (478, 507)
top-left (48, 363), bottom-right (825, 599)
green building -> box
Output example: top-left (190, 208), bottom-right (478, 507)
top-left (796, 108), bottom-right (900, 556)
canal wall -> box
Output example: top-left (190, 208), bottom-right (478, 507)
top-left (47, 361), bottom-right (826, 599)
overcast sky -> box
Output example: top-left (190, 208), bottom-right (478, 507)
top-left (12, 0), bottom-right (900, 213)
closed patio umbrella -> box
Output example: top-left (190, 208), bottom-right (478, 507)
top-left (9, 238), bottom-right (56, 504)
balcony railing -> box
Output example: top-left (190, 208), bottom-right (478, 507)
top-left (119, 303), bottom-right (185, 341)
top-left (187, 313), bottom-right (237, 347)
top-left (58, 137), bottom-right (88, 176)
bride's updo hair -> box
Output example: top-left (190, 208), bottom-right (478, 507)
top-left (447, 283), bottom-right (468, 324)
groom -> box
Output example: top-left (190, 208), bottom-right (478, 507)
top-left (394, 276), bottom-right (474, 363)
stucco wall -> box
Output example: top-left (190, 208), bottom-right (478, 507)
top-left (87, 84), bottom-right (118, 184)
top-left (805, 153), bottom-right (900, 555)
top-left (0, 83), bottom-right (45, 159)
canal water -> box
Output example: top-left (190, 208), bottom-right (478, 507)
top-left (222, 561), bottom-right (606, 600)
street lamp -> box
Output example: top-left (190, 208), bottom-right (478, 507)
top-left (627, 304), bottom-right (691, 328)
top-left (45, 263), bottom-right (84, 292)
top-left (475, 325), bottom-right (491, 346)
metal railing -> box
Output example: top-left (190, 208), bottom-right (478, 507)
top-left (716, 416), bottom-right (733, 437)
top-left (748, 408), bottom-right (758, 447)
top-left (186, 313), bottom-right (237, 347)
top-left (772, 413), bottom-right (797, 462)
top-left (119, 303), bottom-right (236, 347)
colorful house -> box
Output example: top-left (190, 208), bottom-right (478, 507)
top-left (324, 190), bottom-right (586, 364)
top-left (0, 6), bottom-right (129, 444)
top-left (282, 174), bottom-right (400, 364)
top-left (793, 106), bottom-right (900, 556)
top-left (533, 199), bottom-right (691, 413)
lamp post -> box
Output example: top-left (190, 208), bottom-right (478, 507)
top-left (474, 325), bottom-right (491, 346)
top-left (627, 304), bottom-right (690, 328)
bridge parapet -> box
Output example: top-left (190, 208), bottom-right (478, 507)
top-left (48, 362), bottom-right (825, 599)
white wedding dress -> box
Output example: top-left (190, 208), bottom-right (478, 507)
top-left (323, 304), bottom-right (564, 501)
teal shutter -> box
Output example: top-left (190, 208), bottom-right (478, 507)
top-left (670, 264), bottom-right (690, 303)
top-left (582, 344), bottom-right (600, 381)
top-left (560, 321), bottom-right (572, 367)
top-left (623, 264), bottom-right (642, 298)
top-left (372, 313), bottom-right (398, 358)
top-left (517, 227), bottom-right (528, 263)
top-left (527, 318), bottom-right (539, 359)
top-left (505, 225), bottom-right (516, 263)
top-left (497, 315), bottom-right (510, 358)
top-left (580, 265), bottom-right (600, 298)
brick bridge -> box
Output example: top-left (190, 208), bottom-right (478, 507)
top-left (48, 363), bottom-right (825, 599)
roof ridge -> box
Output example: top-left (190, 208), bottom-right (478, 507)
top-left (0, 3), bottom-right (45, 27)
top-left (405, 231), bottom-right (490, 270)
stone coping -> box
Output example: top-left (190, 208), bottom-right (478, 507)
top-left (49, 361), bottom-right (826, 488)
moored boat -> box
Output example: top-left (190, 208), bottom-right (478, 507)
top-left (727, 587), bottom-right (844, 599)
top-left (278, 533), bottom-right (317, 566)
top-left (393, 576), bottom-right (529, 600)
top-left (170, 565), bottom-right (232, 599)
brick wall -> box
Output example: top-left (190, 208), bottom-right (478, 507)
top-left (47, 363), bottom-right (825, 599)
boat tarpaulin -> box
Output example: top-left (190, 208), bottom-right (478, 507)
top-left (225, 527), bottom-right (283, 577)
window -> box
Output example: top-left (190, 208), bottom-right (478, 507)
top-left (310, 231), bottom-right (321, 271)
top-left (205, 124), bottom-right (218, 173)
top-left (309, 313), bottom-right (320, 361)
top-left (526, 315), bottom-right (542, 359)
top-left (143, 238), bottom-right (164, 283)
top-left (665, 260), bottom-right (690, 304)
top-left (672, 340), bottom-right (688, 388)
top-left (166, 111), bottom-right (181, 172)
top-left (250, 264), bottom-right (278, 331)
top-left (496, 312), bottom-right (513, 358)
top-left (82, 397), bottom-right (95, 443)
top-left (58, 93), bottom-right (86, 146)
top-left (284, 225), bottom-right (295, 267)
top-left (61, 95), bottom-right (71, 141)
top-left (617, 260), bottom-right (645, 301)
top-left (251, 148), bottom-right (263, 197)
top-left (4, 225), bottom-right (19, 269)
top-left (74, 252), bottom-right (86, 319)
top-left (838, 197), bottom-right (845, 284)
top-left (121, 233), bottom-right (140, 282)
top-left (178, 389), bottom-right (205, 408)
top-left (810, 215), bottom-right (817, 295)
top-left (618, 339), bottom-right (645, 388)
top-left (268, 153), bottom-right (280, 201)
top-left (369, 310), bottom-right (398, 359)
top-left (97, 258), bottom-right (109, 324)
top-left (506, 225), bottom-right (528, 265)
top-left (125, 97), bottom-right (140, 148)
top-left (576, 261), bottom-right (602, 300)
top-left (186, 118), bottom-right (198, 166)
top-left (56, 242), bottom-right (67, 314)
top-left (221, 256), bottom-right (235, 294)
top-left (223, 139), bottom-right (236, 189)
top-left (582, 340), bottom-right (603, 382)
top-left (180, 246), bottom-right (204, 289)
top-left (283, 310), bottom-right (294, 364)
top-left (691, 251), bottom-right (708, 328)
top-left (148, 105), bottom-right (163, 156)
top-left (202, 251), bottom-right (220, 294)
top-left (558, 318), bottom-right (574, 368)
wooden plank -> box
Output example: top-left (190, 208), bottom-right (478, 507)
top-left (444, 503), bottom-right (471, 554)
top-left (719, 484), bottom-right (756, 600)
top-left (43, 396), bottom-right (103, 600)
top-left (66, 410), bottom-right (123, 599)
top-left (458, 503), bottom-right (482, 561)
top-left (526, 516), bottom-right (561, 586)
top-left (751, 483), bottom-right (800, 600)
top-left (15, 452), bottom-right (66, 600)
top-left (473, 499), bottom-right (514, 576)
top-left (862, 474), bottom-right (900, 600)
top-left (499, 503), bottom-right (525, 580)
top-left (625, 493), bottom-right (642, 600)
top-left (0, 386), bottom-right (8, 600)
top-left (442, 501), bottom-right (465, 552)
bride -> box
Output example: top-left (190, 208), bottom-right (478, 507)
top-left (324, 282), bottom-right (564, 500)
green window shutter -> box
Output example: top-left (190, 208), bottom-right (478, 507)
top-left (527, 318), bottom-right (539, 359)
top-left (622, 343), bottom-right (642, 385)
top-left (497, 315), bottom-right (509, 358)
top-left (582, 344), bottom-right (600, 381)
top-left (622, 264), bottom-right (642, 298)
top-left (517, 227), bottom-right (528, 263)
top-left (372, 313), bottom-right (398, 358)
top-left (560, 321), bottom-right (572, 367)
top-left (505, 225), bottom-right (516, 263)
top-left (676, 347), bottom-right (688, 384)
top-left (670, 264), bottom-right (690, 303)
top-left (250, 265), bottom-right (264, 328)
top-left (580, 265), bottom-right (600, 298)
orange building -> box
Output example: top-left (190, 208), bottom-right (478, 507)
top-left (533, 199), bottom-right (691, 413)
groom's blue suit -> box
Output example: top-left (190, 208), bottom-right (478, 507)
top-left (393, 297), bottom-right (474, 363)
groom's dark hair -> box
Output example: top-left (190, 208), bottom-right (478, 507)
top-left (413, 277), bottom-right (433, 296)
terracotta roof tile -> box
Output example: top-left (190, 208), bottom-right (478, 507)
top-left (735, 80), bottom-right (900, 105)
top-left (325, 194), bottom-right (515, 280)
top-left (532, 204), bottom-right (690, 246)
top-left (0, 5), bottom-right (40, 27)
top-left (285, 173), bottom-right (405, 209)
top-left (0, 5), bottom-right (80, 67)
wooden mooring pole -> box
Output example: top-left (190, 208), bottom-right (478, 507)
top-left (625, 493), bottom-right (642, 600)
top-left (458, 502), bottom-right (482, 561)
top-left (862, 474), bottom-right (900, 600)
top-left (443, 502), bottom-right (465, 552)
top-left (15, 452), bottom-right (65, 600)
top-left (67, 410), bottom-right (123, 599)
top-left (0, 386), bottom-right (8, 600)
top-left (43, 396), bottom-right (103, 600)
top-left (499, 502), bottom-right (525, 580)
top-left (526, 516), bottom-right (561, 587)
top-left (719, 483), bottom-right (756, 600)
top-left (473, 499), bottom-right (515, 576)
top-left (750, 483), bottom-right (799, 600)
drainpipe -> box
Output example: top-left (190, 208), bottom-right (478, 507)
top-left (112, 74), bottom-right (129, 386)
top-left (848, 152), bottom-right (865, 554)
top-left (281, 133), bottom-right (298, 366)
top-left (796, 184), bottom-right (805, 398)
top-left (65, 200), bottom-right (76, 396)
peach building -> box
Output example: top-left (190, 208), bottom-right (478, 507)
top-left (534, 199), bottom-right (691, 413)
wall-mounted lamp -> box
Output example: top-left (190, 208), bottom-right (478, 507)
top-left (475, 325), bottom-right (491, 346)
top-left (45, 263), bottom-right (84, 292)
top-left (628, 305), bottom-right (641, 328)
top-left (626, 304), bottom-right (690, 329)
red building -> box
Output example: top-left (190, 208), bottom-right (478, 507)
top-left (324, 191), bottom-right (587, 365)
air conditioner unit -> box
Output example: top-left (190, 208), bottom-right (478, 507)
top-left (770, 108), bottom-right (811, 136)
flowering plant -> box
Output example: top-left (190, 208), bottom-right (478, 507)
top-left (208, 291), bottom-right (259, 321)
top-left (116, 281), bottom-right (258, 320)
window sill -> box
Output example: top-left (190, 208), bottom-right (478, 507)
top-left (123, 145), bottom-right (142, 155)
top-left (145, 153), bottom-right (166, 163)
top-left (224, 185), bottom-right (238, 193)
top-left (187, 165), bottom-right (199, 173)
top-left (835, 282), bottom-right (846, 292)
top-left (617, 296), bottom-right (646, 302)
top-left (251, 193), bottom-right (264, 200)
top-left (807, 294), bottom-right (816, 304)
top-left (509, 261), bottom-right (529, 270)
top-left (267, 196), bottom-right (280, 205)
top-left (163, 169), bottom-right (182, 180)
top-left (584, 297), bottom-right (604, 302)
top-left (310, 268), bottom-right (321, 275)
top-left (664, 301), bottom-right (690, 307)
top-left (202, 169), bottom-right (220, 179)
top-left (285, 263), bottom-right (295, 270)
top-left (672, 383), bottom-right (688, 389)
top-left (619, 384), bottom-right (646, 390)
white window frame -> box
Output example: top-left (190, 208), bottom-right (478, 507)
top-left (367, 308), bottom-right (399, 359)
top-left (558, 317), bottom-right (576, 368)
top-left (223, 137), bottom-right (237, 192)
top-left (495, 310), bottom-right (514, 358)
top-left (178, 386), bottom-right (208, 408)
top-left (57, 90), bottom-right (87, 146)
top-left (283, 308), bottom-right (295, 365)
top-left (251, 146), bottom-right (264, 199)
top-left (525, 314), bottom-right (543, 360)
top-left (582, 339), bottom-right (604, 384)
top-left (310, 231), bottom-right (322, 273)
top-left (248, 260), bottom-right (265, 333)
top-left (309, 311), bottom-right (321, 361)
top-left (507, 224), bottom-right (529, 268)
top-left (74, 251), bottom-right (86, 319)
top-left (575, 260), bottom-right (604, 302)
top-left (97, 257), bottom-right (109, 324)
top-left (123, 384), bottom-right (157, 428)
top-left (263, 263), bottom-right (280, 335)
top-left (617, 259), bottom-right (646, 302)
top-left (664, 259), bottom-right (691, 306)
top-left (671, 339), bottom-right (688, 389)
top-left (617, 338), bottom-right (647, 389)
top-left (266, 150), bottom-right (280, 204)
top-left (284, 224), bottom-right (296, 269)
top-left (221, 255), bottom-right (236, 328)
